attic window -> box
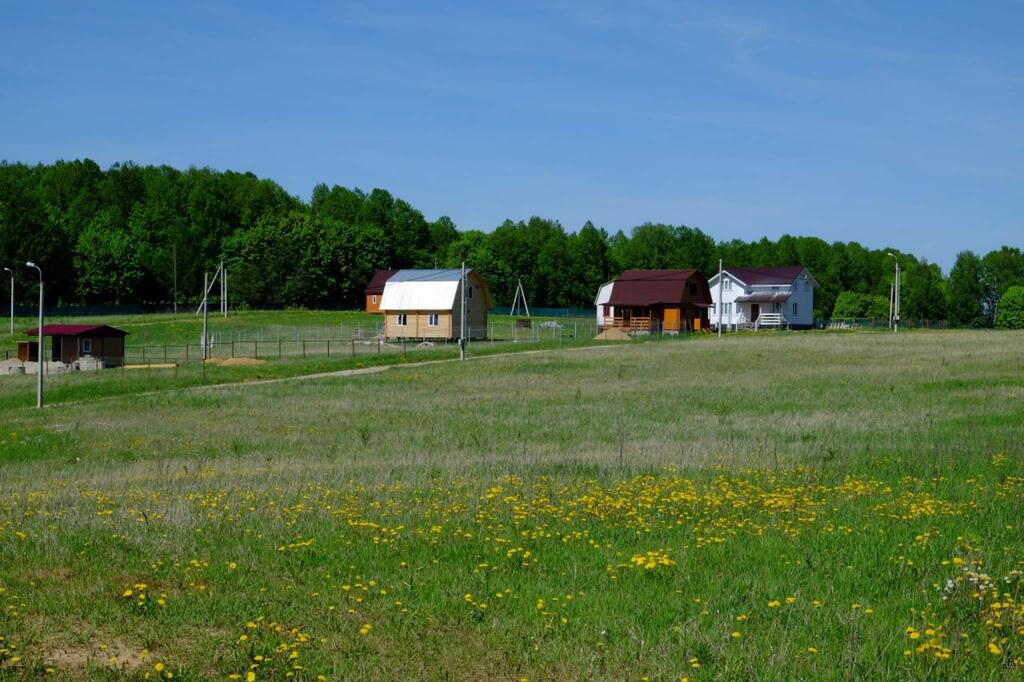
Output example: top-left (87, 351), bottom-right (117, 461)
top-left (723, 279), bottom-right (732, 291)
top-left (688, 282), bottom-right (697, 295)
top-left (466, 285), bottom-right (473, 299)
top-left (371, 294), bottom-right (378, 304)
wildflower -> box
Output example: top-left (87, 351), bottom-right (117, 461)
top-left (731, 631), bottom-right (742, 639)
top-left (988, 642), bottom-right (1002, 655)
top-left (767, 600), bottom-right (780, 608)
top-left (358, 623), bottom-right (373, 635)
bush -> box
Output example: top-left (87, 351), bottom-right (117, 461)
top-left (996, 285), bottom-right (1024, 329)
top-left (831, 291), bottom-right (889, 320)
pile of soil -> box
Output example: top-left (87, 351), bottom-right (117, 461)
top-left (594, 328), bottom-right (633, 341)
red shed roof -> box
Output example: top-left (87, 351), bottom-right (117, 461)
top-left (364, 269), bottom-right (398, 295)
top-left (607, 269), bottom-right (704, 306)
top-left (26, 324), bottom-right (128, 337)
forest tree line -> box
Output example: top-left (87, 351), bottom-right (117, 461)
top-left (1, 159), bottom-right (1022, 325)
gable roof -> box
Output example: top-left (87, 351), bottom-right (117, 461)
top-left (607, 269), bottom-right (702, 306)
top-left (379, 269), bottom-right (490, 311)
top-left (594, 280), bottom-right (615, 306)
top-left (364, 269), bottom-right (398, 295)
top-left (26, 324), bottom-right (128, 337)
top-left (713, 265), bottom-right (817, 287)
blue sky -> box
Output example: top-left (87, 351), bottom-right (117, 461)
top-left (2, 1), bottom-right (1022, 271)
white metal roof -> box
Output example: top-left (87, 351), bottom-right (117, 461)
top-left (379, 279), bottom-right (460, 311)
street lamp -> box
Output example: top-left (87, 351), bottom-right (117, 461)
top-left (2, 267), bottom-right (12, 335)
top-left (26, 261), bottom-right (43, 408)
top-left (887, 253), bottom-right (900, 334)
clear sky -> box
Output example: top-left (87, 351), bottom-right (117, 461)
top-left (2, 1), bottom-right (1022, 271)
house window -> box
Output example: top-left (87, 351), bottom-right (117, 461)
top-left (603, 305), bottom-right (611, 316)
top-left (372, 294), bottom-right (378, 304)
top-left (466, 285), bottom-right (473, 299)
top-left (688, 282), bottom-right (697, 295)
top-left (792, 302), bottom-right (798, 316)
top-left (723, 278), bottom-right (732, 291)
top-left (81, 338), bottom-right (93, 354)
top-left (397, 314), bottom-right (408, 327)
top-left (805, 280), bottom-right (810, 291)
top-left (428, 313), bottom-right (439, 326)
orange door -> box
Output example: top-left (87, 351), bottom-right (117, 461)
top-left (664, 307), bottom-right (680, 331)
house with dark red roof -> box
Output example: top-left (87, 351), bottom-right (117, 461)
top-left (19, 324), bottom-right (128, 367)
top-left (600, 269), bottom-right (711, 334)
top-left (708, 266), bottom-right (818, 330)
top-left (364, 269), bottom-right (397, 313)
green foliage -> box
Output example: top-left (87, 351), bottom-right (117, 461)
top-left (947, 251), bottom-right (986, 327)
top-left (831, 291), bottom-right (889, 319)
top-left (995, 285), bottom-right (1024, 329)
top-left (0, 160), bottom-right (1017, 318)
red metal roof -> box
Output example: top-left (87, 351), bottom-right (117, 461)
top-left (724, 266), bottom-right (808, 286)
top-left (607, 269), bottom-right (707, 306)
top-left (26, 324), bottom-right (128, 337)
top-left (364, 269), bottom-right (398, 295)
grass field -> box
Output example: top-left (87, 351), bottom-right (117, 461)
top-left (1, 330), bottom-right (1023, 679)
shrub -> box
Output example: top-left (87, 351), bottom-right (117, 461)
top-left (995, 285), bottom-right (1024, 329)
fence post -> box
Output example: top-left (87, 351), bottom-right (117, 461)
top-left (164, 345), bottom-right (167, 362)
top-left (255, 340), bottom-right (259, 359)
top-left (377, 338), bottom-right (381, 356)
top-left (302, 340), bottom-right (306, 358)
top-left (231, 341), bottom-right (235, 358)
top-left (142, 346), bottom-right (146, 363)
top-left (327, 340), bottom-right (331, 357)
top-left (278, 339), bottom-right (282, 358)
top-left (185, 343), bottom-right (189, 362)
top-left (352, 339), bottom-right (355, 357)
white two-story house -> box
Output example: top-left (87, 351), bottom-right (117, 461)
top-left (708, 266), bottom-right (817, 330)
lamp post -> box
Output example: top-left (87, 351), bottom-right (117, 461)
top-left (887, 253), bottom-right (900, 334)
top-left (3, 267), bottom-right (12, 335)
top-left (26, 261), bottom-right (43, 408)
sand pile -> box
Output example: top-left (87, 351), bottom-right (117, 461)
top-left (594, 328), bottom-right (632, 341)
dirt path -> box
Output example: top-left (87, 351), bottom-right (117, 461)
top-left (45, 342), bottom-right (630, 407)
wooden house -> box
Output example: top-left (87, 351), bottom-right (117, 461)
top-left (21, 324), bottom-right (128, 367)
top-left (364, 269), bottom-right (397, 313)
top-left (601, 270), bottom-right (711, 334)
top-left (379, 269), bottom-right (491, 340)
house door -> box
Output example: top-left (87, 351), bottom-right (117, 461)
top-left (663, 307), bottom-right (680, 332)
top-left (751, 304), bottom-right (760, 321)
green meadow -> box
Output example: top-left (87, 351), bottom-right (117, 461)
top-left (1, 329), bottom-right (1023, 680)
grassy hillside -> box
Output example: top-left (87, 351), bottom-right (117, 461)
top-left (1, 331), bottom-right (1022, 679)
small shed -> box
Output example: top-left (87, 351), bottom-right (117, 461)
top-left (364, 269), bottom-right (398, 313)
top-left (22, 324), bottom-right (129, 367)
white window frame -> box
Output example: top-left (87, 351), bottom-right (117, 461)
top-left (397, 313), bottom-right (408, 327)
top-left (723, 278), bottom-right (732, 291)
top-left (371, 294), bottom-right (378, 304)
top-left (792, 302), bottom-right (798, 316)
top-left (81, 338), bottom-right (93, 354)
top-left (427, 313), bottom-right (439, 326)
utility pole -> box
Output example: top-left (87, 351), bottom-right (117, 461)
top-left (26, 262), bottom-right (43, 408)
top-left (222, 265), bottom-right (228, 317)
top-left (202, 271), bottom-right (210, 358)
top-left (460, 262), bottom-right (467, 361)
top-left (888, 253), bottom-right (900, 333)
top-left (172, 244), bottom-right (178, 317)
top-left (717, 258), bottom-right (723, 338)
top-left (888, 281), bottom-right (894, 330)
top-left (3, 267), bottom-right (12, 335)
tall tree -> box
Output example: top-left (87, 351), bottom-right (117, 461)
top-left (947, 251), bottom-right (986, 327)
